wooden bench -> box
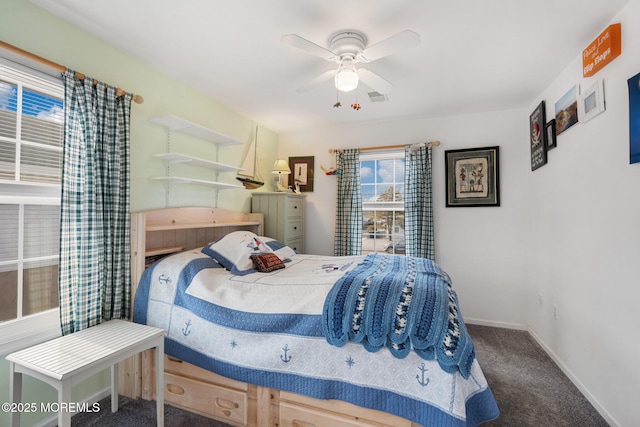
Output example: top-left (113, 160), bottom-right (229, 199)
top-left (7, 319), bottom-right (165, 427)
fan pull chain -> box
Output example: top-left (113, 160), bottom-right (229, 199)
top-left (351, 89), bottom-right (361, 110)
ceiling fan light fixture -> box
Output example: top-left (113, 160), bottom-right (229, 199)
top-left (335, 70), bottom-right (359, 92)
top-left (334, 57), bottom-right (359, 92)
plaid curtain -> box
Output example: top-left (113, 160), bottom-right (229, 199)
top-left (404, 144), bottom-right (434, 260)
top-left (334, 149), bottom-right (362, 256)
top-left (58, 69), bottom-right (132, 335)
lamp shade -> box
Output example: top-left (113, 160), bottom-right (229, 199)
top-left (272, 159), bottom-right (291, 174)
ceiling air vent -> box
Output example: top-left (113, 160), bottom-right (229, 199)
top-left (368, 91), bottom-right (388, 103)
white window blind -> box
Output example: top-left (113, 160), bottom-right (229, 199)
top-left (0, 63), bottom-right (63, 185)
top-left (0, 79), bottom-right (18, 181)
top-left (0, 61), bottom-right (62, 327)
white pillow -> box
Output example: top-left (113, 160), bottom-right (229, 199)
top-left (260, 236), bottom-right (297, 261)
top-left (202, 231), bottom-right (273, 275)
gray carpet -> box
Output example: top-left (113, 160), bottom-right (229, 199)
top-left (468, 324), bottom-right (608, 427)
top-left (70, 395), bottom-right (222, 427)
top-left (69, 325), bottom-right (609, 426)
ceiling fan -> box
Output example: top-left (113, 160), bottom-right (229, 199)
top-left (281, 29), bottom-right (420, 95)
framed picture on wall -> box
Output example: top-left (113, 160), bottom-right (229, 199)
top-left (545, 119), bottom-right (557, 150)
top-left (628, 71), bottom-right (640, 164)
top-left (529, 100), bottom-right (547, 171)
top-left (445, 146), bottom-right (500, 207)
top-left (288, 156), bottom-right (314, 192)
top-left (579, 79), bottom-right (606, 123)
top-left (554, 85), bottom-right (579, 136)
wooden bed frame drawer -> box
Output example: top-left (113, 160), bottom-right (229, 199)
top-left (280, 392), bottom-right (412, 427)
top-left (165, 355), bottom-right (249, 391)
top-left (164, 372), bottom-right (248, 425)
top-left (280, 401), bottom-right (389, 427)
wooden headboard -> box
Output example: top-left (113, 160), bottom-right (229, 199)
top-left (130, 207), bottom-right (263, 294)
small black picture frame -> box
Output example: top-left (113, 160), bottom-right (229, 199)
top-left (445, 146), bottom-right (500, 207)
top-left (545, 119), bottom-right (557, 150)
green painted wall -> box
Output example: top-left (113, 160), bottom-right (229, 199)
top-left (0, 1), bottom-right (278, 425)
top-left (0, 0), bottom-right (279, 214)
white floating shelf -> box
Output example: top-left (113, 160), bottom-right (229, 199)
top-left (151, 115), bottom-right (241, 145)
top-left (151, 176), bottom-right (244, 189)
top-left (153, 152), bottom-right (244, 173)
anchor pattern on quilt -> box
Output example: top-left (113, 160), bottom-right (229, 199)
top-left (182, 320), bottom-right (192, 336)
top-left (416, 363), bottom-right (430, 387)
top-left (280, 344), bottom-right (292, 363)
top-left (158, 274), bottom-right (171, 285)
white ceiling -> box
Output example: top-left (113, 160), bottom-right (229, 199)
top-left (32, 0), bottom-right (629, 134)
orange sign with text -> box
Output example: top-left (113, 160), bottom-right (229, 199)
top-left (582, 23), bottom-right (621, 77)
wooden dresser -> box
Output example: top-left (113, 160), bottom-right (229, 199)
top-left (251, 192), bottom-right (305, 253)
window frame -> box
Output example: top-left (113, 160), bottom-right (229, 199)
top-left (0, 58), bottom-right (63, 353)
top-left (360, 149), bottom-right (406, 254)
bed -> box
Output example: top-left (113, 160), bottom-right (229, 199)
top-left (126, 207), bottom-right (499, 427)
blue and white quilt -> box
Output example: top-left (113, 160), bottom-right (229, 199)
top-left (133, 249), bottom-right (499, 427)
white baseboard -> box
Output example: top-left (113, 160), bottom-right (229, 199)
top-left (465, 317), bottom-right (527, 330)
top-left (525, 327), bottom-right (620, 427)
top-left (35, 387), bottom-right (111, 427)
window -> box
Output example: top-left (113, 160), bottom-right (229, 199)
top-left (0, 60), bottom-right (63, 351)
top-left (361, 150), bottom-right (405, 254)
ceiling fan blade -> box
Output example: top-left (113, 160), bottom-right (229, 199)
top-left (358, 68), bottom-right (394, 94)
top-left (281, 34), bottom-right (337, 61)
top-left (357, 30), bottom-right (420, 63)
top-left (296, 69), bottom-right (337, 93)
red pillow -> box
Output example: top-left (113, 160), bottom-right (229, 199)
top-left (250, 253), bottom-right (285, 272)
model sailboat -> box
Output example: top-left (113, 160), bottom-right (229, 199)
top-left (236, 126), bottom-right (264, 189)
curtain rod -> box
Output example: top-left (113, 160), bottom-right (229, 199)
top-left (0, 40), bottom-right (144, 104)
top-left (328, 141), bottom-right (440, 154)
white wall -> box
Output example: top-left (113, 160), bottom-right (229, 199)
top-left (525, 2), bottom-right (640, 426)
top-left (281, 3), bottom-right (640, 425)
top-left (279, 108), bottom-right (530, 329)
